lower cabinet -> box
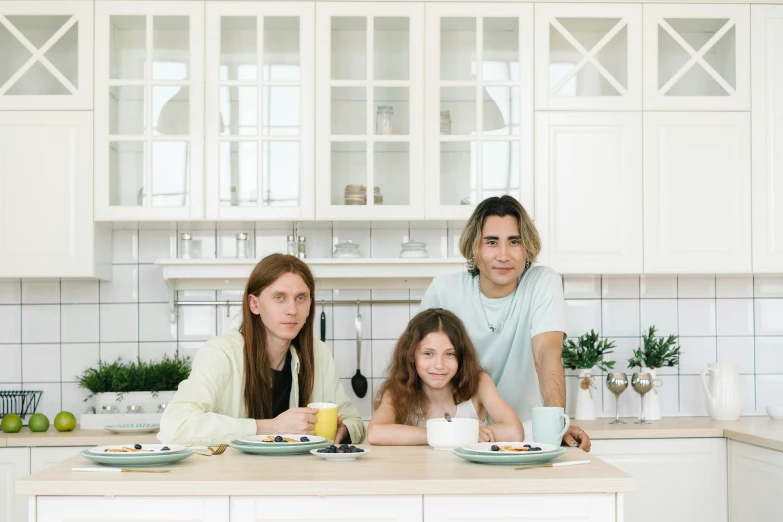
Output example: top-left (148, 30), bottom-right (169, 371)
top-left (37, 498), bottom-right (229, 522)
top-left (591, 438), bottom-right (727, 522)
top-left (232, 497), bottom-right (422, 522)
top-left (424, 495), bottom-right (617, 522)
top-left (0, 448), bottom-right (30, 522)
top-left (30, 447), bottom-right (91, 475)
top-left (727, 440), bottom-right (783, 521)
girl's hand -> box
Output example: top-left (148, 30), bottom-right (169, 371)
top-left (479, 426), bottom-right (496, 443)
top-left (272, 407), bottom-right (318, 434)
top-left (334, 416), bottom-right (349, 444)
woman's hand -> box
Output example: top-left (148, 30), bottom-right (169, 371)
top-left (563, 425), bottom-right (591, 452)
top-left (479, 426), bottom-right (497, 442)
top-left (334, 416), bottom-right (349, 444)
top-left (270, 407), bottom-right (318, 435)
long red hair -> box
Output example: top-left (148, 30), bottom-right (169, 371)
top-left (374, 308), bottom-right (484, 425)
top-left (240, 254), bottom-right (315, 419)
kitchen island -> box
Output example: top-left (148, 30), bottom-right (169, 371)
top-left (17, 446), bottom-right (633, 522)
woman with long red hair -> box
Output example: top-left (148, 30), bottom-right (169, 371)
top-left (159, 254), bottom-right (365, 445)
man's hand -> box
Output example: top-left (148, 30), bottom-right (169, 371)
top-left (270, 407), bottom-right (317, 435)
top-left (563, 425), bottom-right (591, 452)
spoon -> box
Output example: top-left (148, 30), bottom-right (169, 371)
top-left (444, 413), bottom-right (452, 423)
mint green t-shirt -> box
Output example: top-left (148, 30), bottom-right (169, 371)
top-left (419, 264), bottom-right (566, 421)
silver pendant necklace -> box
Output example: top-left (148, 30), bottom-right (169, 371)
top-left (478, 260), bottom-right (531, 333)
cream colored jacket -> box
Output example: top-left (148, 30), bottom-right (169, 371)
top-left (158, 329), bottom-right (366, 445)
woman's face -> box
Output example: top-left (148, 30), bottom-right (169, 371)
top-left (249, 272), bottom-right (311, 345)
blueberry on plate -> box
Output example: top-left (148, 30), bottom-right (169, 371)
top-left (274, 435), bottom-right (284, 442)
top-left (134, 444), bottom-right (142, 450)
top-left (532, 447), bottom-right (542, 452)
top-left (160, 446), bottom-right (170, 451)
top-left (300, 437), bottom-right (310, 442)
top-left (523, 444), bottom-right (531, 448)
top-left (491, 445), bottom-right (500, 452)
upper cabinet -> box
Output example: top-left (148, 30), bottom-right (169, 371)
top-left (425, 3), bottom-right (534, 220)
top-left (751, 6), bottom-right (783, 273)
top-left (0, 0), bottom-right (92, 110)
top-left (643, 4), bottom-right (749, 111)
top-left (315, 2), bottom-right (424, 220)
top-left (0, 111), bottom-right (110, 279)
top-left (205, 2), bottom-right (314, 221)
top-left (644, 112), bottom-right (751, 273)
top-left (94, 1), bottom-right (205, 221)
top-left (535, 3), bottom-right (642, 111)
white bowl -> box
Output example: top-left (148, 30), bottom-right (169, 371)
top-left (767, 406), bottom-right (783, 420)
top-left (426, 418), bottom-right (479, 450)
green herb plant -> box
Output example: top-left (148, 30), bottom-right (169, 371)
top-left (77, 351), bottom-right (192, 400)
top-left (562, 330), bottom-right (616, 373)
top-left (628, 326), bottom-right (681, 370)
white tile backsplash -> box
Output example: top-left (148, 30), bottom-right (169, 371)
top-left (5, 221), bottom-right (783, 420)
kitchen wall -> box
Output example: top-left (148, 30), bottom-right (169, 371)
top-left (0, 222), bottom-right (781, 422)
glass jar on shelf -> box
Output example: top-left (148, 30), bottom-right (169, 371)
top-left (286, 235), bottom-right (297, 256)
top-left (333, 240), bottom-right (361, 259)
top-left (180, 233), bottom-right (194, 260)
top-left (235, 233), bottom-right (249, 259)
top-left (374, 186), bottom-right (383, 205)
top-left (376, 105), bottom-right (394, 135)
top-left (400, 239), bottom-right (429, 258)
top-left (440, 110), bottom-right (452, 135)
top-left (344, 184), bottom-right (367, 205)
top-left (297, 236), bottom-right (307, 259)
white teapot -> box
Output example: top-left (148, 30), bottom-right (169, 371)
top-left (700, 362), bottom-right (743, 421)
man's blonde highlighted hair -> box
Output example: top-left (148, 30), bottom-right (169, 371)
top-left (458, 196), bottom-right (541, 277)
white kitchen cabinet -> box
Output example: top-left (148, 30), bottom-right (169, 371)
top-left (30, 447), bottom-right (91, 474)
top-left (315, 2), bottom-right (425, 220)
top-left (728, 440), bottom-right (783, 522)
top-left (535, 112), bottom-right (642, 273)
top-left (0, 1), bottom-right (93, 110)
top-left (37, 498), bottom-right (229, 522)
top-left (94, 1), bottom-right (205, 221)
top-left (751, 6), bottom-right (783, 273)
top-left (0, 111), bottom-right (111, 279)
top-left (643, 112), bottom-right (751, 273)
top-left (425, 3), bottom-right (534, 220)
top-left (424, 494), bottom-right (617, 522)
top-left (232, 496), bottom-right (422, 522)
top-left (0, 448), bottom-right (30, 522)
top-left (591, 438), bottom-right (727, 522)
top-left (535, 3), bottom-right (642, 110)
top-left (205, 1), bottom-right (314, 221)
top-left (643, 4), bottom-right (749, 111)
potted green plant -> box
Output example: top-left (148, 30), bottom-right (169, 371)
top-left (562, 330), bottom-right (616, 420)
top-left (77, 351), bottom-right (191, 418)
top-left (627, 326), bottom-right (681, 421)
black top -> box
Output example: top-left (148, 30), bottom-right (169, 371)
top-left (271, 351), bottom-right (293, 418)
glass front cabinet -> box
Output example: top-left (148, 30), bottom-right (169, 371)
top-left (424, 3), bottom-right (534, 220)
top-left (94, 1), bottom-right (205, 221)
top-left (205, 2), bottom-right (314, 220)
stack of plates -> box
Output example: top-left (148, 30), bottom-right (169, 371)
top-left (80, 444), bottom-right (195, 467)
top-left (104, 423), bottom-right (160, 434)
top-left (452, 442), bottom-right (566, 465)
top-left (229, 434), bottom-right (331, 456)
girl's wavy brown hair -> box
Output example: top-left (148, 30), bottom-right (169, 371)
top-left (240, 254), bottom-right (315, 420)
top-left (374, 308), bottom-right (484, 425)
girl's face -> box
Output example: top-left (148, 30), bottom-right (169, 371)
top-left (414, 331), bottom-right (459, 390)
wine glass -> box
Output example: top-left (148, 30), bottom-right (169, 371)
top-left (606, 373), bottom-right (629, 424)
top-left (631, 373), bottom-right (653, 424)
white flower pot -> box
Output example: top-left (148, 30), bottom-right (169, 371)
top-left (93, 391), bottom-right (176, 415)
top-left (639, 367), bottom-right (662, 421)
top-left (575, 369), bottom-right (597, 421)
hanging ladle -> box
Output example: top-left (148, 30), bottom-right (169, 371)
top-left (351, 300), bottom-right (368, 398)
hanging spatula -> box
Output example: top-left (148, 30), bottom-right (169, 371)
top-left (351, 305), bottom-right (368, 398)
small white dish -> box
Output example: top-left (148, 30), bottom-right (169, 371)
top-left (426, 418), bottom-right (479, 450)
top-left (767, 406), bottom-right (783, 420)
top-left (104, 424), bottom-right (160, 434)
top-left (309, 447), bottom-right (369, 462)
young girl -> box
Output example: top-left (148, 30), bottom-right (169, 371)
top-left (368, 308), bottom-right (523, 445)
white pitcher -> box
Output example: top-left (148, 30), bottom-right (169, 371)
top-left (700, 362), bottom-right (743, 420)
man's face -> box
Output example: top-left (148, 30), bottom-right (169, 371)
top-left (475, 215), bottom-right (527, 296)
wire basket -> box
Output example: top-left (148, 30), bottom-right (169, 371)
top-left (0, 391), bottom-right (42, 419)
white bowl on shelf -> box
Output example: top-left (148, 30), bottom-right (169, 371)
top-left (767, 406), bottom-right (783, 420)
top-left (426, 418), bottom-right (479, 450)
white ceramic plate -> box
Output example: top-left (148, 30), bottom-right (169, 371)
top-left (461, 442), bottom-right (560, 455)
top-left (239, 434), bottom-right (327, 446)
top-left (309, 447), bottom-right (370, 462)
top-left (104, 424), bottom-right (160, 434)
top-left (85, 444), bottom-right (187, 455)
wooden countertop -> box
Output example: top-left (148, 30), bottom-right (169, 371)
top-left (579, 416), bottom-right (783, 452)
top-left (16, 446), bottom-right (634, 497)
top-left (0, 428), bottom-right (160, 448)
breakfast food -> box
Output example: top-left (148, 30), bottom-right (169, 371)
top-left (258, 435), bottom-right (300, 443)
top-left (490, 444), bottom-right (542, 453)
top-left (317, 444), bottom-right (364, 454)
top-left (101, 444), bottom-right (172, 453)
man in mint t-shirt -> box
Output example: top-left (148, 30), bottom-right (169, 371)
top-left (420, 196), bottom-right (591, 451)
